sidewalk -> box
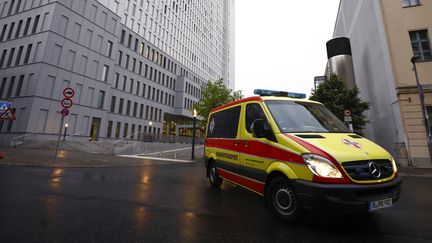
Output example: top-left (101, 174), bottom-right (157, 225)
top-left (0, 148), bottom-right (431, 178)
top-left (0, 147), bottom-right (200, 167)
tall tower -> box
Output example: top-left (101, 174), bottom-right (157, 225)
top-left (0, 0), bottom-right (235, 144)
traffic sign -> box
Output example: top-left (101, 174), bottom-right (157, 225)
top-left (61, 108), bottom-right (69, 117)
top-left (344, 109), bottom-right (352, 116)
top-left (0, 101), bottom-right (11, 114)
top-left (61, 98), bottom-right (73, 109)
top-left (63, 88), bottom-right (75, 98)
top-left (0, 108), bottom-right (16, 120)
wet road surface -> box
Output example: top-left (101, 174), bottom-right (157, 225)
top-left (0, 162), bottom-right (431, 242)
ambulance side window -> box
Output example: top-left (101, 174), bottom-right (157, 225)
top-left (207, 106), bottom-right (241, 138)
top-left (245, 103), bottom-right (267, 134)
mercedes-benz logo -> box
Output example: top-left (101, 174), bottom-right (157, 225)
top-left (368, 162), bottom-right (381, 178)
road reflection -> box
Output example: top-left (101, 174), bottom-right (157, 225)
top-left (50, 168), bottom-right (63, 188)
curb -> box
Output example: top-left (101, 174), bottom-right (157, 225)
top-left (399, 173), bottom-right (432, 178)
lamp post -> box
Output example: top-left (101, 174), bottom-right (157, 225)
top-left (145, 121), bottom-right (153, 155)
top-left (411, 56), bottom-right (432, 162)
top-left (191, 109), bottom-right (197, 160)
top-left (63, 123), bottom-right (69, 141)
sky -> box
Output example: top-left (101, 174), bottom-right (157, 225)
top-left (235, 0), bottom-right (341, 97)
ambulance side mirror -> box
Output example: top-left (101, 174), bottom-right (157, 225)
top-left (251, 119), bottom-right (273, 140)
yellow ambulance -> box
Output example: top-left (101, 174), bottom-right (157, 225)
top-left (204, 89), bottom-right (401, 222)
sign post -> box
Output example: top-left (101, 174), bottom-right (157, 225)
top-left (52, 115), bottom-right (64, 166)
top-left (0, 101), bottom-right (15, 120)
top-left (344, 109), bottom-right (353, 132)
top-left (52, 88), bottom-right (74, 166)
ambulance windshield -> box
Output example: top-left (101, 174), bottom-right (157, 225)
top-left (265, 100), bottom-right (351, 133)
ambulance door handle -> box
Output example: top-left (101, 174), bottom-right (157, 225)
top-left (234, 140), bottom-right (239, 146)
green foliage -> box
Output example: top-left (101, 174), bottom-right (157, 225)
top-left (310, 74), bottom-right (370, 131)
top-left (194, 79), bottom-right (243, 126)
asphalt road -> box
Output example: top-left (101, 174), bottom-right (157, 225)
top-left (0, 161), bottom-right (431, 243)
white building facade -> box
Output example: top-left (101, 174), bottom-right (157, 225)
top-left (0, 0), bottom-right (235, 144)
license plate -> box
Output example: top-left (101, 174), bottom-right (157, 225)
top-left (368, 198), bottom-right (392, 211)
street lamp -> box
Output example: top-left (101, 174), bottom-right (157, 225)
top-left (411, 56), bottom-right (432, 162)
top-left (191, 109), bottom-right (197, 160)
top-left (145, 121), bottom-right (153, 155)
top-left (63, 123), bottom-right (69, 141)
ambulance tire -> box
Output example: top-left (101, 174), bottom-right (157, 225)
top-left (209, 162), bottom-right (223, 188)
top-left (266, 177), bottom-right (303, 223)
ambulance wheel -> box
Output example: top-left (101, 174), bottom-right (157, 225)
top-left (209, 162), bottom-right (223, 188)
top-left (266, 177), bottom-right (303, 223)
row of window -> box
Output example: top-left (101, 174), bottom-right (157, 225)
top-left (117, 50), bottom-right (176, 90)
top-left (110, 96), bottom-right (163, 122)
top-left (0, 74), bottom-right (25, 98)
top-left (185, 81), bottom-right (200, 98)
top-left (56, 14), bottom-right (115, 59)
top-left (120, 28), bottom-right (178, 74)
top-left (41, 75), bottom-right (105, 110)
top-left (0, 14), bottom-right (41, 42)
top-left (0, 0), bottom-right (49, 18)
top-left (184, 97), bottom-right (196, 111)
top-left (0, 43), bottom-right (33, 69)
top-left (50, 43), bottom-right (111, 83)
top-left (106, 120), bottom-right (160, 139)
top-left (121, 0), bottom-right (226, 81)
top-left (120, 27), bottom-right (205, 88)
top-left (113, 72), bottom-right (175, 107)
top-left (62, 0), bottom-right (118, 34)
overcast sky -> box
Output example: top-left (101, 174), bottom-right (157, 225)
top-left (235, 0), bottom-right (341, 97)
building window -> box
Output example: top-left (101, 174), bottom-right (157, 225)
top-left (123, 123), bottom-right (128, 138)
top-left (115, 122), bottom-right (121, 138)
top-left (101, 65), bottom-right (109, 82)
top-left (118, 51), bottom-right (123, 65)
top-left (119, 98), bottom-right (124, 114)
top-left (97, 91), bottom-right (105, 109)
top-left (401, 0), bottom-right (420, 7)
top-left (107, 41), bottom-right (113, 57)
top-left (126, 100), bottom-right (131, 115)
top-left (114, 72), bottom-right (119, 88)
top-left (410, 30), bottom-right (431, 61)
top-left (107, 120), bottom-right (113, 138)
top-left (110, 96), bottom-right (116, 112)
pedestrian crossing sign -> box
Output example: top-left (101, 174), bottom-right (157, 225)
top-left (0, 101), bottom-right (11, 113)
top-left (0, 108), bottom-right (16, 120)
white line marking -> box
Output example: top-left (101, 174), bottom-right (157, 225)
top-left (146, 145), bottom-right (204, 155)
top-left (116, 154), bottom-right (197, 163)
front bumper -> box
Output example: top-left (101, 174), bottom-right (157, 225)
top-left (292, 177), bottom-right (402, 212)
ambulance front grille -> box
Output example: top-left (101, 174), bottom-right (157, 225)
top-left (342, 160), bottom-right (393, 181)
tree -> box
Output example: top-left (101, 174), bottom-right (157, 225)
top-left (194, 79), bottom-right (243, 126)
top-left (309, 74), bottom-right (369, 131)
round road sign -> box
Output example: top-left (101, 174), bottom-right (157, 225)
top-left (61, 98), bottom-right (73, 109)
top-left (344, 109), bottom-right (352, 116)
top-left (61, 108), bottom-right (69, 117)
top-left (63, 88), bottom-right (75, 98)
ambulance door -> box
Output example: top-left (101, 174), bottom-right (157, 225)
top-left (207, 105), bottom-right (242, 176)
top-left (239, 102), bottom-right (274, 186)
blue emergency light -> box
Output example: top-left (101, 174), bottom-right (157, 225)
top-left (254, 89), bottom-right (306, 99)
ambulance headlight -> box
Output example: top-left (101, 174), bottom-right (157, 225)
top-left (303, 154), bottom-right (343, 178)
top-left (391, 157), bottom-right (398, 174)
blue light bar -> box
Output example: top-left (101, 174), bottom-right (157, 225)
top-left (254, 89), bottom-right (306, 99)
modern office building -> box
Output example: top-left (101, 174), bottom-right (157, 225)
top-left (0, 0), bottom-right (235, 144)
top-left (332, 0), bottom-right (431, 167)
